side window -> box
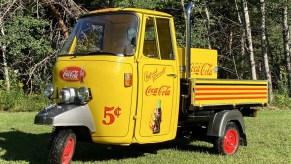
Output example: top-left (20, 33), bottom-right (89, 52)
top-left (143, 17), bottom-right (159, 58)
top-left (156, 18), bottom-right (174, 60)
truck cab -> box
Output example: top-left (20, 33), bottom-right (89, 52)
top-left (57, 8), bottom-right (180, 143)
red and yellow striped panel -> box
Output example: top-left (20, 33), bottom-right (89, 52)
top-left (192, 79), bottom-right (268, 107)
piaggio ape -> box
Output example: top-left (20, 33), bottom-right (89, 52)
top-left (35, 2), bottom-right (268, 163)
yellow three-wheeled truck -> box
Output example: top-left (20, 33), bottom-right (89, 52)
top-left (35, 2), bottom-right (268, 163)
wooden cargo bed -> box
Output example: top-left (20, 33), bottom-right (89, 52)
top-left (192, 79), bottom-right (268, 108)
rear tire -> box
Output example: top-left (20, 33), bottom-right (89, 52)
top-left (49, 129), bottom-right (76, 164)
top-left (213, 122), bottom-right (240, 155)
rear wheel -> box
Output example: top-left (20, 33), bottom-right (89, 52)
top-left (214, 122), bottom-right (239, 155)
top-left (49, 129), bottom-right (76, 164)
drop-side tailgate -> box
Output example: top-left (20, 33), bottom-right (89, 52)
top-left (192, 79), bottom-right (268, 107)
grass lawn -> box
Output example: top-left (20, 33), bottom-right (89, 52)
top-left (0, 110), bottom-right (290, 164)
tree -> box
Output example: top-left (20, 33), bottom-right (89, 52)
top-left (0, 0), bottom-right (18, 91)
top-left (282, 0), bottom-right (291, 94)
top-left (241, 0), bottom-right (257, 80)
top-left (235, 0), bottom-right (245, 79)
top-left (40, 0), bottom-right (87, 39)
top-left (0, 0), bottom-right (56, 93)
top-left (204, 0), bottom-right (211, 49)
top-left (260, 0), bottom-right (272, 98)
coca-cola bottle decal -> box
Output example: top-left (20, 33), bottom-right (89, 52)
top-left (150, 100), bottom-right (162, 134)
top-left (80, 65), bottom-right (85, 84)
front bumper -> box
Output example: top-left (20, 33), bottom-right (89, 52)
top-left (34, 104), bottom-right (96, 132)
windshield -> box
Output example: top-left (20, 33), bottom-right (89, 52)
top-left (59, 13), bottom-right (138, 56)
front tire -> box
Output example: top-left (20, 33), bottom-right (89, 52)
top-left (213, 122), bottom-right (240, 155)
top-left (49, 129), bottom-right (76, 164)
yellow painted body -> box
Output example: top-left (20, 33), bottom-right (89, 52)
top-left (52, 8), bottom-right (267, 145)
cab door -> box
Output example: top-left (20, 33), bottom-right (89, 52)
top-left (135, 15), bottom-right (179, 143)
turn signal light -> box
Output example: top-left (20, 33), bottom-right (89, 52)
top-left (124, 73), bottom-right (132, 87)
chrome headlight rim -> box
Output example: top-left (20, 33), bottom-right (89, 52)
top-left (44, 84), bottom-right (54, 98)
top-left (58, 87), bottom-right (91, 105)
top-left (59, 88), bottom-right (71, 104)
top-left (78, 87), bottom-right (90, 104)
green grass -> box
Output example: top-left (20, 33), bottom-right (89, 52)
top-left (0, 110), bottom-right (291, 164)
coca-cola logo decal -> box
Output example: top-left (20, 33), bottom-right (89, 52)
top-left (191, 62), bottom-right (214, 76)
top-left (59, 66), bottom-right (86, 82)
top-left (145, 85), bottom-right (171, 96)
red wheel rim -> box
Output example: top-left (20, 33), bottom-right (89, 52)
top-left (223, 129), bottom-right (238, 155)
top-left (62, 136), bottom-right (75, 164)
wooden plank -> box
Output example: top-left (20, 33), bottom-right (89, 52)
top-left (192, 79), bottom-right (268, 107)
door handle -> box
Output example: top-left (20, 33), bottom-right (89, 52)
top-left (167, 73), bottom-right (177, 79)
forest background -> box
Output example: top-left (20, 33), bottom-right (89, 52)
top-left (0, 0), bottom-right (290, 111)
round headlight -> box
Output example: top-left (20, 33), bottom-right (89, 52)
top-left (59, 89), bottom-right (71, 103)
top-left (78, 87), bottom-right (90, 104)
top-left (44, 84), bottom-right (54, 98)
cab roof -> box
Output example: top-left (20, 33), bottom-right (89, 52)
top-left (88, 8), bottom-right (173, 17)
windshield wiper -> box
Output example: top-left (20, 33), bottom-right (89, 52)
top-left (58, 50), bottom-right (117, 57)
top-left (83, 51), bottom-right (117, 56)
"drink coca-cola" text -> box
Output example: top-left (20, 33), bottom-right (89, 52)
top-left (144, 67), bottom-right (166, 83)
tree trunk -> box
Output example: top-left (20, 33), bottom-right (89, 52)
top-left (181, 0), bottom-right (187, 47)
top-left (290, 30), bottom-right (291, 54)
top-left (260, 0), bottom-right (272, 100)
top-left (41, 0), bottom-right (69, 39)
top-left (204, 1), bottom-right (211, 49)
top-left (241, 0), bottom-right (257, 80)
top-left (0, 0), bottom-right (18, 92)
top-left (229, 31), bottom-right (240, 79)
top-left (235, 0), bottom-right (245, 78)
top-left (49, 3), bottom-right (69, 39)
top-left (0, 24), bottom-right (10, 91)
top-left (282, 0), bottom-right (291, 95)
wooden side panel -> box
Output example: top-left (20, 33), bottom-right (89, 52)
top-left (192, 79), bottom-right (268, 107)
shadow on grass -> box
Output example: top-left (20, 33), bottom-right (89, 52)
top-left (73, 137), bottom-right (214, 162)
top-left (0, 129), bottom-right (214, 163)
top-left (0, 129), bottom-right (50, 164)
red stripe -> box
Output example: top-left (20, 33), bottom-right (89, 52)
top-left (195, 96), bottom-right (267, 101)
top-left (196, 88), bottom-right (267, 91)
top-left (195, 92), bottom-right (267, 96)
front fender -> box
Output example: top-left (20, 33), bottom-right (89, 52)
top-left (34, 104), bottom-right (96, 132)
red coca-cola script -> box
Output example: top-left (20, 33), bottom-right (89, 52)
top-left (191, 63), bottom-right (213, 76)
top-left (59, 66), bottom-right (86, 82)
top-left (145, 85), bottom-right (171, 96)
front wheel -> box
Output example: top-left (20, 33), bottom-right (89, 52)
top-left (49, 129), bottom-right (76, 164)
top-left (213, 122), bottom-right (240, 155)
